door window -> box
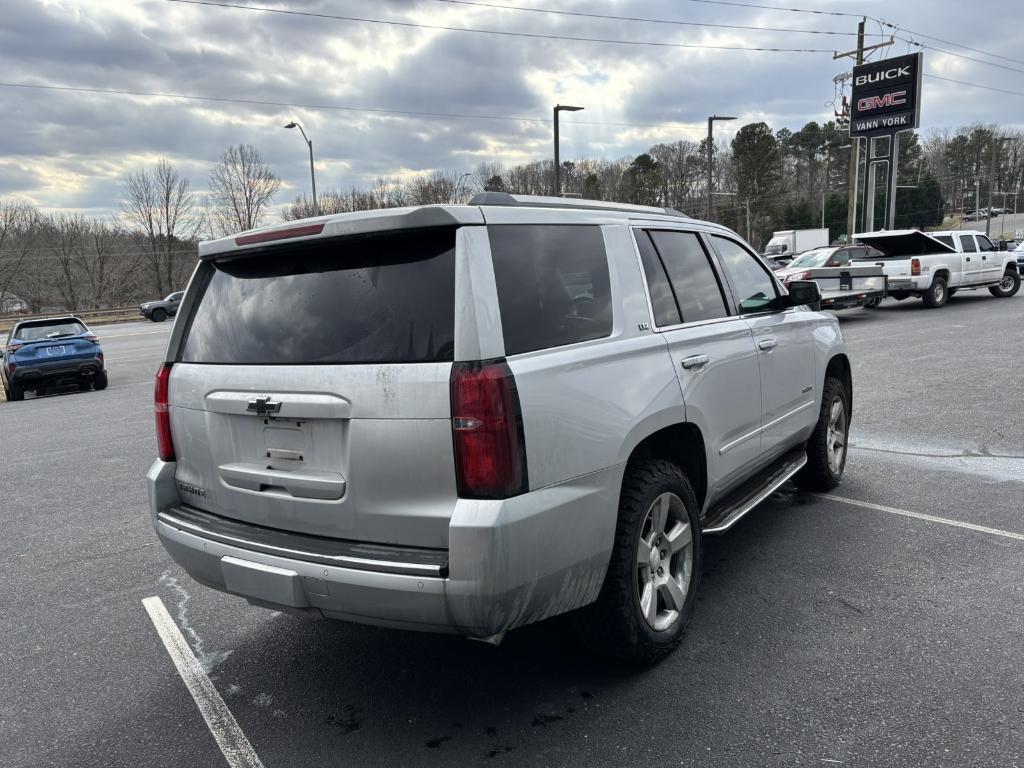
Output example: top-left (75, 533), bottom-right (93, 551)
top-left (635, 231), bottom-right (682, 327)
top-left (959, 234), bottom-right (977, 252)
top-left (976, 235), bottom-right (996, 252)
top-left (710, 236), bottom-right (783, 314)
top-left (648, 231), bottom-right (729, 324)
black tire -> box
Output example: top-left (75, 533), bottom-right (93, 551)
top-left (989, 270), bottom-right (1021, 298)
top-left (576, 459), bottom-right (702, 664)
top-left (93, 371), bottom-right (108, 391)
top-left (9, 382), bottom-right (24, 401)
top-left (151, 308), bottom-right (168, 322)
top-left (35, 387), bottom-right (46, 397)
top-left (794, 377), bottom-right (849, 492)
top-left (78, 381), bottom-right (92, 391)
top-left (921, 276), bottom-right (948, 308)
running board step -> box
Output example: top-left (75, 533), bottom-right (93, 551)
top-left (701, 448), bottom-right (807, 534)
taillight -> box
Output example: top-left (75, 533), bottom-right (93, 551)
top-left (155, 363), bottom-right (175, 461)
top-left (6, 343), bottom-right (22, 354)
top-left (84, 333), bottom-right (100, 344)
top-left (911, 258), bottom-right (921, 276)
top-left (450, 359), bottom-right (528, 499)
top-left (785, 271), bottom-right (813, 283)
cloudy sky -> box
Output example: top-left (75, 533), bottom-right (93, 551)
top-left (1, 0), bottom-right (1020, 218)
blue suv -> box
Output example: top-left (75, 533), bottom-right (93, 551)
top-left (1, 316), bottom-right (108, 401)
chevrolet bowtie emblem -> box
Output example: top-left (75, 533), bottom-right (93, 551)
top-left (247, 397), bottom-right (282, 416)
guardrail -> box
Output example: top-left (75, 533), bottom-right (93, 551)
top-left (0, 306), bottom-right (141, 333)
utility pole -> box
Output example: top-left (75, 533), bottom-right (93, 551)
top-left (706, 115), bottom-right (736, 221)
top-left (553, 104), bottom-right (584, 196)
top-left (844, 20), bottom-right (865, 239)
top-left (987, 136), bottom-right (1013, 237)
top-left (833, 20), bottom-right (891, 237)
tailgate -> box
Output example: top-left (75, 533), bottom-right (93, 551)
top-left (167, 227), bottom-right (460, 550)
top-left (15, 337), bottom-right (97, 364)
top-left (806, 266), bottom-right (887, 299)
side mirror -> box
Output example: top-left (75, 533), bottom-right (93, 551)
top-left (786, 280), bottom-right (822, 311)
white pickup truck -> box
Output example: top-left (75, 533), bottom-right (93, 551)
top-left (853, 229), bottom-right (1020, 308)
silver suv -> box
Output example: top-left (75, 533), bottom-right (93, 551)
top-left (148, 193), bottom-right (851, 663)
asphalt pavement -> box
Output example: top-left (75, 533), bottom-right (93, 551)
top-left (1, 295), bottom-right (1022, 768)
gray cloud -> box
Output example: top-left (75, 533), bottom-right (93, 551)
top-left (1, 0), bottom-right (1020, 216)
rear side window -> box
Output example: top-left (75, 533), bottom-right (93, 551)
top-left (488, 225), bottom-right (612, 356)
top-left (933, 235), bottom-right (955, 250)
top-left (649, 231), bottom-right (729, 323)
top-left (959, 234), bottom-right (977, 253)
top-left (180, 229), bottom-right (456, 364)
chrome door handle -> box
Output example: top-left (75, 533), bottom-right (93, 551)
top-left (681, 354), bottom-right (709, 370)
top-left (758, 339), bottom-right (777, 351)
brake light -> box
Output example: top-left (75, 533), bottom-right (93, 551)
top-left (234, 222), bottom-right (325, 246)
top-left (155, 363), bottom-right (175, 461)
top-left (84, 333), bottom-right (100, 344)
top-left (450, 360), bottom-right (528, 499)
top-left (785, 271), bottom-right (812, 283)
top-left (911, 258), bottom-right (921, 276)
top-left (6, 343), bottom-right (22, 353)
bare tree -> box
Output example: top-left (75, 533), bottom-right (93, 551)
top-left (120, 159), bottom-right (201, 296)
top-left (208, 144), bottom-right (281, 235)
top-left (0, 201), bottom-right (38, 312)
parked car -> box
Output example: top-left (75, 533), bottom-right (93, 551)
top-left (148, 193), bottom-right (852, 663)
top-left (1, 316), bottom-right (107, 401)
top-left (774, 245), bottom-right (887, 310)
top-left (139, 291), bottom-right (184, 322)
top-left (853, 229), bottom-right (1020, 307)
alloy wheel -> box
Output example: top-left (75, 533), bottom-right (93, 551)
top-left (636, 493), bottom-right (693, 632)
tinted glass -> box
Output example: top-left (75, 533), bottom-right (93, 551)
top-left (959, 234), bottom-right (977, 252)
top-left (16, 320), bottom-right (87, 341)
top-left (933, 235), bottom-right (955, 249)
top-left (635, 230), bottom-right (682, 327)
top-left (489, 225), bottom-right (612, 355)
top-left (649, 231), bottom-right (728, 323)
top-left (976, 235), bottom-right (995, 251)
top-left (711, 235), bottom-right (782, 313)
top-left (181, 229), bottom-right (456, 364)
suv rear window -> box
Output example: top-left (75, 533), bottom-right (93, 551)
top-left (488, 225), bottom-right (612, 356)
top-left (15, 320), bottom-right (87, 341)
top-left (180, 229), bottom-right (456, 365)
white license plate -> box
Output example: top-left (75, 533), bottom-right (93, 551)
top-left (46, 346), bottom-right (66, 356)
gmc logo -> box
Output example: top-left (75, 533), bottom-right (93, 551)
top-left (857, 90), bottom-right (907, 112)
top-left (855, 66), bottom-right (911, 86)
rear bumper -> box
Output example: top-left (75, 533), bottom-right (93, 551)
top-left (11, 358), bottom-right (103, 387)
top-left (820, 288), bottom-right (886, 310)
top-left (147, 460), bottom-right (621, 636)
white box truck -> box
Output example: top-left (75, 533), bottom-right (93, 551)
top-left (763, 228), bottom-right (830, 261)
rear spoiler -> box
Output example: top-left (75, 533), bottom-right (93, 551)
top-left (199, 207), bottom-right (484, 261)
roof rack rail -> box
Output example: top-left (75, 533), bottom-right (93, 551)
top-left (468, 192), bottom-right (689, 219)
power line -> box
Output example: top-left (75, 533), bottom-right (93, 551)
top-left (0, 81), bottom-right (741, 131)
top-left (164, 0), bottom-right (835, 53)
top-left (880, 21), bottom-right (1018, 68)
top-left (924, 74), bottom-right (1024, 99)
top-left (429, 0), bottom-right (878, 37)
top-left (900, 39), bottom-right (1024, 76)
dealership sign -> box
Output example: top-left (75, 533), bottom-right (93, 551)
top-left (849, 52), bottom-right (922, 137)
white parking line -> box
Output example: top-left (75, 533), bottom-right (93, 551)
top-left (142, 596), bottom-right (264, 768)
top-left (813, 493), bottom-right (1024, 541)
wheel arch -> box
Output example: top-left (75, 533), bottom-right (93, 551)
top-left (623, 422), bottom-right (708, 512)
top-left (825, 353), bottom-right (853, 421)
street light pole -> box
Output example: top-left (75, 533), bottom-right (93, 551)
top-left (707, 115), bottom-right (736, 221)
top-left (454, 172), bottom-right (471, 203)
top-left (553, 104), bottom-right (584, 196)
top-left (285, 121), bottom-right (318, 216)
top-left (987, 136), bottom-right (1013, 238)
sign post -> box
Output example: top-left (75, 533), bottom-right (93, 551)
top-left (849, 52), bottom-right (923, 232)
